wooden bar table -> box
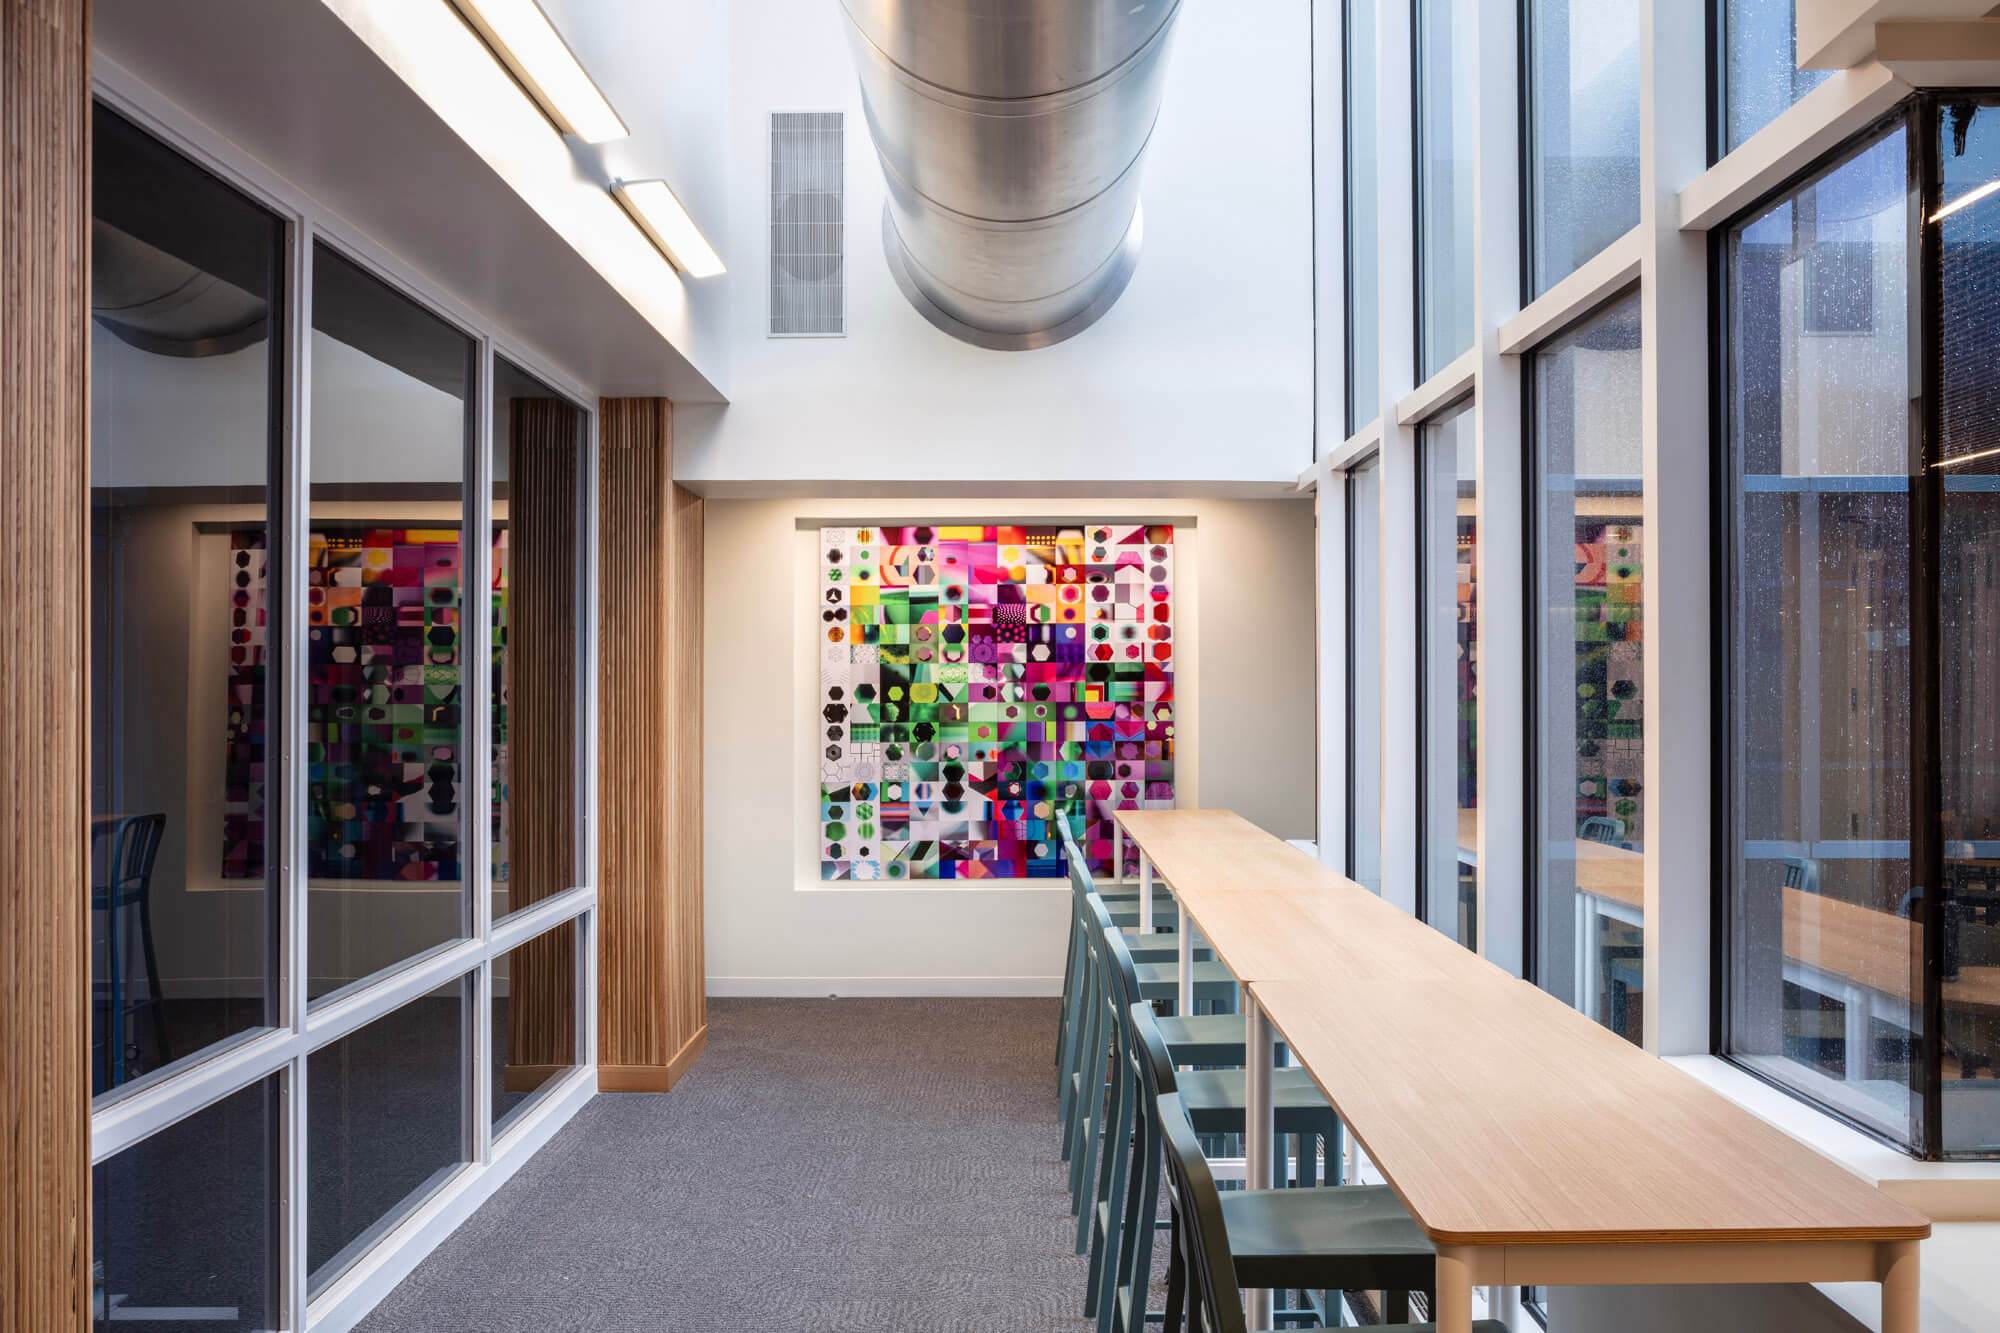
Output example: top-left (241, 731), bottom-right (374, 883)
top-left (1115, 809), bottom-right (1931, 1333)
top-left (1114, 809), bottom-right (1378, 1326)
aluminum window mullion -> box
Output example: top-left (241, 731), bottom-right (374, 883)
top-left (89, 1026), bottom-right (300, 1165)
top-left (278, 207), bottom-right (317, 1333)
top-left (468, 338), bottom-right (496, 1165)
top-left (490, 886), bottom-right (595, 954)
top-left (300, 939), bottom-right (486, 1052)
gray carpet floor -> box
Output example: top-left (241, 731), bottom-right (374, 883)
top-left (355, 997), bottom-right (1098, 1332)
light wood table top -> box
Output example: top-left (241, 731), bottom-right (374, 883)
top-left (1252, 966), bottom-right (1929, 1247)
top-left (1573, 840), bottom-right (1643, 910)
top-left (1785, 886), bottom-right (2000, 1014)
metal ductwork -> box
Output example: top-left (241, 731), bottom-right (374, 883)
top-left (838, 0), bottom-right (1181, 350)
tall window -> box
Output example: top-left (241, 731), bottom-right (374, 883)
top-left (1525, 0), bottom-right (1640, 296)
top-left (1933, 98), bottom-right (2000, 1157)
top-left (1722, 123), bottom-right (1917, 1147)
top-left (90, 103), bottom-right (283, 1096)
top-left (1530, 293), bottom-right (1644, 1044)
top-left (1719, 0), bottom-right (1832, 155)
top-left (1345, 0), bottom-right (1380, 431)
top-left (1415, 0), bottom-right (1475, 381)
top-left (308, 243), bottom-right (475, 999)
top-left (1419, 404), bottom-right (1477, 947)
top-left (1347, 455), bottom-right (1385, 894)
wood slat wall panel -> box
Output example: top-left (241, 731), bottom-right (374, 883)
top-left (596, 398), bottom-right (703, 1091)
top-left (504, 399), bottom-right (579, 1077)
top-left (1, 0), bottom-right (92, 1325)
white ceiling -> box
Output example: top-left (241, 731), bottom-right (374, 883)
top-left (95, 0), bottom-right (729, 403)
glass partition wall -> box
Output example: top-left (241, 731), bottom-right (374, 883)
top-left (89, 101), bottom-right (598, 1324)
top-left (1722, 99), bottom-right (2000, 1158)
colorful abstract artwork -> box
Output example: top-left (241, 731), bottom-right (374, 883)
top-left (1572, 518), bottom-right (1643, 837)
top-left (224, 526), bottom-right (508, 883)
top-left (818, 524), bottom-right (1175, 881)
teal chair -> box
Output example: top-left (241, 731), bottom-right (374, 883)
top-left (1056, 823), bottom-right (1218, 1116)
top-left (1156, 1087), bottom-right (1509, 1333)
top-left (1084, 912), bottom-right (1343, 1332)
top-left (1061, 888), bottom-right (1242, 1189)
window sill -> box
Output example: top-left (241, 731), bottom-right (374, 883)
top-left (1664, 1055), bottom-right (2000, 1220)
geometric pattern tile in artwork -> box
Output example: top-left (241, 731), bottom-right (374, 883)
top-left (224, 526), bottom-right (508, 884)
top-left (819, 523), bottom-right (1174, 881)
top-left (1570, 518), bottom-right (1643, 839)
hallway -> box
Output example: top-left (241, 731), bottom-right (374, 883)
top-left (358, 999), bottom-right (1093, 1331)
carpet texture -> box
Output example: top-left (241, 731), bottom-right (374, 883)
top-left (355, 997), bottom-right (1098, 1332)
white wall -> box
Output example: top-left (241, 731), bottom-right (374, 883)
top-left (537, 0), bottom-right (731, 373)
top-left (704, 495), bottom-right (1315, 994)
top-left (675, 0), bottom-right (1316, 488)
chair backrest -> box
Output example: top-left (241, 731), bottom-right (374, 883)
top-left (1578, 816), bottom-right (1623, 845)
top-left (1088, 894), bottom-right (1145, 1018)
top-left (1783, 855), bottom-right (1820, 895)
top-left (1156, 1091), bottom-right (1248, 1333)
top-left (1128, 1000), bottom-right (1179, 1102)
top-left (97, 812), bottom-right (167, 902)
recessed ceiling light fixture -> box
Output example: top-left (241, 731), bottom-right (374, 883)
top-left (612, 179), bottom-right (727, 278)
top-left (452, 0), bottom-right (629, 144)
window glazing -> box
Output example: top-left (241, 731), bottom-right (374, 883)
top-left (1346, 0), bottom-right (1381, 431)
top-left (1419, 404), bottom-right (1478, 947)
top-left (1530, 292), bottom-right (1644, 1044)
top-left (1722, 123), bottom-right (1917, 1146)
top-left (1526, 0), bottom-right (1641, 295)
top-left (1415, 0), bottom-right (1476, 380)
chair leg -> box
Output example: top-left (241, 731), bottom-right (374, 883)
top-left (1091, 1065), bottom-right (1135, 1328)
top-left (1163, 1210), bottom-right (1186, 1333)
top-left (108, 900), bottom-right (125, 1088)
top-left (139, 893), bottom-right (169, 1068)
top-left (1119, 1121), bottom-right (1160, 1333)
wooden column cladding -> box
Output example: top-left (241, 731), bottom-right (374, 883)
top-left (2, 0), bottom-right (92, 1325)
top-left (502, 397), bottom-right (579, 1090)
top-left (597, 399), bottom-right (705, 1092)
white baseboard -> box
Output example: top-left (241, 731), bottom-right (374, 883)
top-left (706, 975), bottom-right (1063, 998)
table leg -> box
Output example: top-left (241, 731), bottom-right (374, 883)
top-left (1844, 980), bottom-right (1869, 1082)
top-left (1581, 897), bottom-right (1603, 1022)
top-left (1573, 893), bottom-right (1589, 1019)
top-left (1113, 820), bottom-right (1124, 886)
top-left (1140, 854), bottom-right (1154, 934)
top-left (1177, 907), bottom-right (1194, 1015)
top-left (1434, 1246), bottom-right (1475, 1333)
top-left (1244, 995), bottom-right (1274, 1329)
top-left (1879, 1238), bottom-right (1920, 1333)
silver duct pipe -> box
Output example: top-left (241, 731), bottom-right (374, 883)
top-left (838, 0), bottom-right (1182, 350)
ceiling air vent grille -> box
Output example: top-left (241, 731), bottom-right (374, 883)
top-left (769, 111), bottom-right (844, 337)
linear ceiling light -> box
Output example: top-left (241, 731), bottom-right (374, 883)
top-left (612, 179), bottom-right (726, 278)
top-left (1932, 178), bottom-right (2000, 224)
top-left (452, 0), bottom-right (628, 143)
